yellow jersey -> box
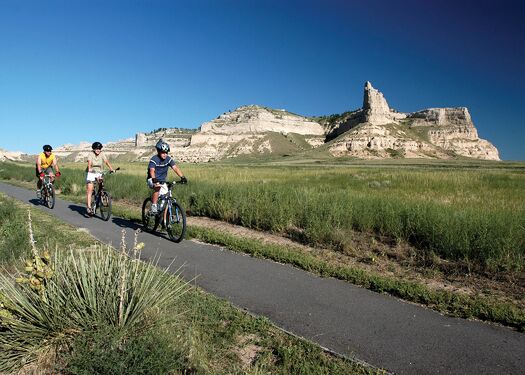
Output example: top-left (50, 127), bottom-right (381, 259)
top-left (38, 152), bottom-right (56, 169)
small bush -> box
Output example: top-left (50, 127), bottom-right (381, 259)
top-left (0, 244), bottom-right (188, 373)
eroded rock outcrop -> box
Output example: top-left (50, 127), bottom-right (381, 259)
top-left (363, 81), bottom-right (406, 125)
top-left (44, 81), bottom-right (499, 163)
top-left (0, 149), bottom-right (25, 162)
top-left (182, 105), bottom-right (325, 161)
top-left (327, 83), bottom-right (499, 160)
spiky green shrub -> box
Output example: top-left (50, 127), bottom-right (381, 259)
top-left (0, 245), bottom-right (188, 373)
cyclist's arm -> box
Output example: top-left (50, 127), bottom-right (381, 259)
top-left (171, 164), bottom-right (184, 178)
top-left (52, 157), bottom-right (60, 173)
top-left (36, 155), bottom-right (43, 173)
top-left (87, 159), bottom-right (93, 173)
top-left (104, 158), bottom-right (114, 172)
top-left (149, 167), bottom-right (157, 182)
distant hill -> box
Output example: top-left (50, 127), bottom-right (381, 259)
top-left (0, 148), bottom-right (26, 162)
top-left (44, 82), bottom-right (499, 162)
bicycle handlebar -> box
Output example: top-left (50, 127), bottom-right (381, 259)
top-left (97, 167), bottom-right (120, 177)
top-left (166, 178), bottom-right (187, 187)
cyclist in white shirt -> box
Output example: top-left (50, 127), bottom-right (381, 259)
top-left (86, 141), bottom-right (114, 215)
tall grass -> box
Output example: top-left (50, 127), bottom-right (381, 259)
top-left (0, 196), bottom-right (30, 263)
top-left (2, 161), bottom-right (524, 273)
top-left (0, 193), bottom-right (95, 264)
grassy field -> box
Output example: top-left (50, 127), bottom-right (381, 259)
top-left (0, 193), bottom-right (374, 374)
top-left (1, 159), bottom-right (524, 330)
top-left (2, 159), bottom-right (523, 275)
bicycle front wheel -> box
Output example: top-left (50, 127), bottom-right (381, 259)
top-left (166, 201), bottom-right (186, 243)
top-left (44, 184), bottom-right (55, 209)
top-left (142, 198), bottom-right (159, 233)
top-left (99, 191), bottom-right (112, 221)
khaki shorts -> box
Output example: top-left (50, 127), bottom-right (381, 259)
top-left (36, 167), bottom-right (54, 177)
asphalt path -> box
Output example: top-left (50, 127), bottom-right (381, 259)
top-left (1, 181), bottom-right (524, 374)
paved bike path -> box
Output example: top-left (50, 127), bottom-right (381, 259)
top-left (1, 182), bottom-right (524, 374)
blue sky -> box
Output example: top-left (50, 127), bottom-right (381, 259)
top-left (1, 0), bottom-right (524, 160)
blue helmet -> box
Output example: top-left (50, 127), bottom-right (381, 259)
top-left (155, 140), bottom-right (170, 153)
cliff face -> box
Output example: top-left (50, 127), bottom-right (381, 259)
top-left (362, 81), bottom-right (407, 125)
top-left (48, 82), bottom-right (500, 163)
top-left (326, 83), bottom-right (499, 160)
top-left (180, 106), bottom-right (325, 162)
top-left (407, 108), bottom-right (499, 160)
top-left (0, 149), bottom-right (25, 162)
top-left (53, 129), bottom-right (195, 162)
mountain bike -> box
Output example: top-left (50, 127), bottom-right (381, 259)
top-left (141, 180), bottom-right (187, 242)
top-left (38, 174), bottom-right (56, 209)
top-left (90, 167), bottom-right (119, 221)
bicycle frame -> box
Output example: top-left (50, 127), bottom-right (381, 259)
top-left (89, 168), bottom-right (118, 220)
top-left (39, 174), bottom-right (56, 209)
top-left (42, 175), bottom-right (54, 190)
top-left (142, 180), bottom-right (186, 242)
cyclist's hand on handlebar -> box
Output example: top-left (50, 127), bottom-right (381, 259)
top-left (39, 172), bottom-right (45, 178)
top-left (55, 171), bottom-right (61, 177)
top-left (180, 176), bottom-right (188, 184)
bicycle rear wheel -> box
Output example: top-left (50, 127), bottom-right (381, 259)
top-left (44, 184), bottom-right (55, 209)
top-left (99, 191), bottom-right (112, 221)
top-left (142, 198), bottom-right (159, 233)
top-left (166, 201), bottom-right (186, 243)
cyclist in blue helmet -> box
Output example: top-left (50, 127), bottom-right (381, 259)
top-left (147, 139), bottom-right (187, 213)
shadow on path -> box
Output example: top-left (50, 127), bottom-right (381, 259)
top-left (28, 198), bottom-right (41, 206)
top-left (68, 204), bottom-right (90, 218)
top-left (112, 216), bottom-right (141, 230)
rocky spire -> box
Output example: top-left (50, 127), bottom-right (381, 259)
top-left (362, 81), bottom-right (406, 125)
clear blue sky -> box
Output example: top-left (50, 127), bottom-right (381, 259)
top-left (1, 0), bottom-right (524, 160)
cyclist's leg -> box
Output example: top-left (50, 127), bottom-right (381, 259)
top-left (36, 167), bottom-right (43, 190)
top-left (147, 178), bottom-right (160, 203)
top-left (86, 172), bottom-right (98, 213)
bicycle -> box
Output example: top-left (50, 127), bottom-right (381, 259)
top-left (141, 180), bottom-right (187, 243)
top-left (90, 167), bottom-right (119, 221)
top-left (38, 174), bottom-right (56, 209)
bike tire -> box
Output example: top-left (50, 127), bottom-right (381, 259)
top-left (45, 184), bottom-right (55, 209)
top-left (99, 191), bottom-right (112, 221)
top-left (166, 201), bottom-right (186, 243)
top-left (142, 198), bottom-right (159, 233)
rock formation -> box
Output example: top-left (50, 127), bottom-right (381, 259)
top-left (39, 81), bottom-right (500, 163)
top-left (326, 83), bottom-right (499, 160)
top-left (0, 148), bottom-right (25, 162)
top-left (182, 105), bottom-right (325, 161)
top-left (362, 81), bottom-right (407, 125)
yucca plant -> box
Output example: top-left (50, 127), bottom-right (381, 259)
top-left (0, 240), bottom-right (188, 373)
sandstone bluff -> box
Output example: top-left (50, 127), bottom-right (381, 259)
top-left (52, 82), bottom-right (499, 162)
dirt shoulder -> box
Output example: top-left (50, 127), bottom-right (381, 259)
top-left (188, 216), bottom-right (525, 311)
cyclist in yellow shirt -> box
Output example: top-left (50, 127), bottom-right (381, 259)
top-left (36, 145), bottom-right (61, 197)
